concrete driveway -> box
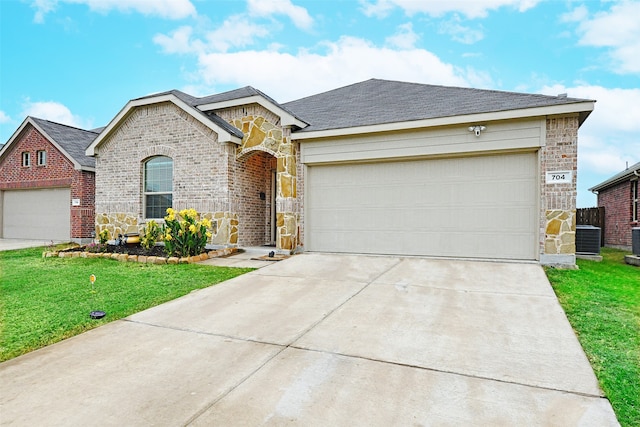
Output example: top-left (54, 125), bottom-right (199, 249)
top-left (0, 253), bottom-right (619, 426)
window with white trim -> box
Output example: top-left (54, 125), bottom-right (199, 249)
top-left (37, 150), bottom-right (47, 166)
top-left (21, 152), bottom-right (30, 167)
top-left (144, 156), bottom-right (173, 219)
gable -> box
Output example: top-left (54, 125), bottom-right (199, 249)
top-left (1, 117), bottom-right (97, 172)
top-left (86, 93), bottom-right (242, 156)
top-left (0, 124), bottom-right (76, 187)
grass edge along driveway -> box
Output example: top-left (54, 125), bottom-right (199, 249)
top-left (0, 246), bottom-right (254, 362)
top-left (546, 248), bottom-right (640, 427)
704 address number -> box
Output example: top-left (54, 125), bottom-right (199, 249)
top-left (545, 171), bottom-right (572, 184)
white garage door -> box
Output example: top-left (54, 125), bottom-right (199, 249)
top-left (2, 188), bottom-right (71, 240)
top-left (306, 152), bottom-right (538, 260)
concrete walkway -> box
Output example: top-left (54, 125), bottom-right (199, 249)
top-left (0, 253), bottom-right (619, 426)
top-left (0, 238), bottom-right (64, 251)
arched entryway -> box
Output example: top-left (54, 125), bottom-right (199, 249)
top-left (235, 149), bottom-right (277, 247)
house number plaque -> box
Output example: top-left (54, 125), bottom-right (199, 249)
top-left (545, 171), bottom-right (572, 184)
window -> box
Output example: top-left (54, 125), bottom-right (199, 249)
top-left (37, 150), bottom-right (47, 166)
top-left (144, 156), bottom-right (173, 219)
top-left (21, 152), bottom-right (31, 167)
top-left (632, 180), bottom-right (638, 222)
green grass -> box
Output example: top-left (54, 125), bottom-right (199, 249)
top-left (545, 248), bottom-right (640, 427)
top-left (0, 246), bottom-right (253, 362)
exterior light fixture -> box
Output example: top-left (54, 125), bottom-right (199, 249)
top-left (468, 125), bottom-right (486, 137)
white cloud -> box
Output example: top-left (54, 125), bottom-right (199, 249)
top-left (541, 83), bottom-right (640, 206)
top-left (247, 0), bottom-right (313, 30)
top-left (21, 100), bottom-right (91, 130)
top-left (385, 22), bottom-right (419, 49)
top-left (31, 0), bottom-right (57, 23)
top-left (360, 0), bottom-right (539, 19)
top-left (31, 0), bottom-right (196, 22)
top-left (573, 1), bottom-right (640, 74)
top-left (542, 84), bottom-right (640, 134)
top-left (0, 111), bottom-right (10, 124)
top-left (560, 5), bottom-right (588, 23)
top-left (204, 15), bottom-right (270, 52)
top-left (193, 36), bottom-right (471, 102)
top-left (154, 17), bottom-right (270, 55)
top-left (439, 15), bottom-right (484, 44)
top-left (153, 26), bottom-right (203, 54)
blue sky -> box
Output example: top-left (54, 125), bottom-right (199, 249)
top-left (1, 0), bottom-right (638, 207)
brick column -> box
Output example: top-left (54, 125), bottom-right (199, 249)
top-left (540, 115), bottom-right (579, 267)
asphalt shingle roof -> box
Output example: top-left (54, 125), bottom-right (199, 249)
top-left (31, 117), bottom-right (98, 168)
top-left (283, 78), bottom-right (594, 133)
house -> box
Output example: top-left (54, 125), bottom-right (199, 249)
top-left (86, 79), bottom-right (595, 266)
top-left (589, 161), bottom-right (640, 249)
top-left (0, 117), bottom-right (98, 242)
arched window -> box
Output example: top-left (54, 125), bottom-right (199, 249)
top-left (144, 156), bottom-right (173, 219)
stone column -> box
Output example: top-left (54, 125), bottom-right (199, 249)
top-left (276, 130), bottom-right (300, 252)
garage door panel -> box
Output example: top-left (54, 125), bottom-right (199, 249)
top-left (306, 153), bottom-right (537, 260)
top-left (3, 188), bottom-right (71, 240)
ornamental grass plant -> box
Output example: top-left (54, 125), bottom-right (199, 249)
top-left (163, 208), bottom-right (213, 258)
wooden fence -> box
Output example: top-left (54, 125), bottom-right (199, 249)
top-left (576, 207), bottom-right (605, 247)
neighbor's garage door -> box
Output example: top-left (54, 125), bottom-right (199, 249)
top-left (306, 152), bottom-right (537, 260)
top-left (2, 188), bottom-right (71, 240)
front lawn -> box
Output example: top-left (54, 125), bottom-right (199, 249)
top-left (546, 248), bottom-right (639, 427)
top-left (0, 246), bottom-right (253, 362)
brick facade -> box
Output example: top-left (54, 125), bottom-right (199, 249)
top-left (0, 125), bottom-right (95, 241)
top-left (94, 101), bottom-right (297, 249)
top-left (598, 180), bottom-right (637, 248)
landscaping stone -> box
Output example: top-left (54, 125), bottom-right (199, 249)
top-left (42, 245), bottom-right (238, 265)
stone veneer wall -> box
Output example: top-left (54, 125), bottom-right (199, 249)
top-left (216, 104), bottom-right (302, 251)
top-left (540, 115), bottom-right (579, 266)
top-left (94, 102), bottom-right (237, 244)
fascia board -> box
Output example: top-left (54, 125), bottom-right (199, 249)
top-left (0, 117), bottom-right (30, 160)
top-left (197, 95), bottom-right (308, 128)
top-left (589, 169), bottom-right (640, 192)
top-left (292, 101), bottom-right (596, 141)
top-left (86, 94), bottom-right (241, 156)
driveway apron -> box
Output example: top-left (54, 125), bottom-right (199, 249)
top-left (0, 253), bottom-right (619, 426)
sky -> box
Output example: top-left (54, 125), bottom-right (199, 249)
top-left (1, 0), bottom-right (639, 207)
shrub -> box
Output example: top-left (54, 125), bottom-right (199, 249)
top-left (162, 208), bottom-right (212, 258)
top-left (86, 242), bottom-right (106, 253)
top-left (141, 220), bottom-right (161, 250)
top-left (98, 229), bottom-right (109, 245)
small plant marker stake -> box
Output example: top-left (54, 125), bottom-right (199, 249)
top-left (89, 274), bottom-right (106, 319)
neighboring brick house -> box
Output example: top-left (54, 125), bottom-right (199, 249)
top-left (0, 117), bottom-right (98, 242)
top-left (589, 161), bottom-right (640, 249)
top-left (87, 79), bottom-right (594, 267)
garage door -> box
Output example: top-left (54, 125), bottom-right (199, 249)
top-left (305, 152), bottom-right (537, 260)
top-left (2, 188), bottom-right (71, 240)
